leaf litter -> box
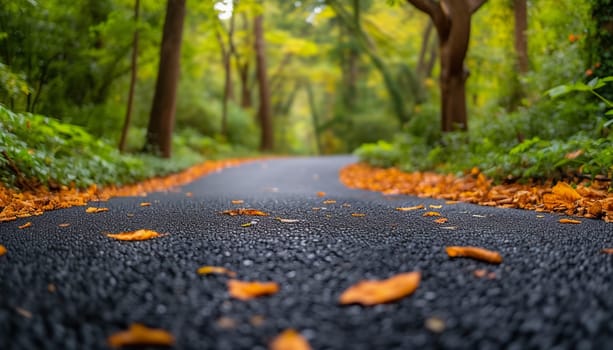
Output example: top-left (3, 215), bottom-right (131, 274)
top-left (107, 323), bottom-right (174, 348)
top-left (446, 246), bottom-right (503, 264)
top-left (106, 229), bottom-right (165, 241)
top-left (340, 163), bottom-right (613, 222)
top-left (270, 329), bottom-right (312, 350)
top-left (227, 279), bottom-right (280, 300)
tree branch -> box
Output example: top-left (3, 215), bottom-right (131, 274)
top-left (467, 0), bottom-right (488, 13)
top-left (405, 0), bottom-right (437, 16)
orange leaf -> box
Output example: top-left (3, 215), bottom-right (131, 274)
top-left (222, 208), bottom-right (269, 216)
top-left (559, 218), bottom-right (581, 224)
top-left (396, 205), bottom-right (424, 211)
top-left (339, 271), bottom-right (421, 306)
top-left (107, 323), bottom-right (175, 348)
top-left (422, 211), bottom-right (441, 217)
top-left (351, 213), bottom-right (366, 217)
top-left (228, 279), bottom-right (279, 300)
top-left (564, 149), bottom-right (583, 160)
top-left (106, 229), bottom-right (165, 241)
top-left (58, 223), bottom-right (71, 228)
top-left (140, 202), bottom-right (151, 207)
top-left (429, 204), bottom-right (443, 209)
top-left (601, 248), bottom-right (613, 254)
top-left (446, 246), bottom-right (502, 264)
top-left (0, 244), bottom-right (7, 256)
top-left (86, 207), bottom-right (109, 213)
top-left (197, 266), bottom-right (237, 277)
top-left (275, 217), bottom-right (300, 223)
top-left (18, 222), bottom-right (32, 229)
top-left (433, 218), bottom-right (448, 224)
top-left (316, 191), bottom-right (326, 197)
top-left (552, 182), bottom-right (582, 202)
top-left (270, 329), bottom-right (312, 350)
top-left (323, 200), bottom-right (337, 204)
top-left (231, 200), bottom-right (245, 204)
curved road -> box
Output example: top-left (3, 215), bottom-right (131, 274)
top-left (1, 156), bottom-right (612, 349)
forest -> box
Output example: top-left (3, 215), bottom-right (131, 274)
top-left (0, 0), bottom-right (612, 190)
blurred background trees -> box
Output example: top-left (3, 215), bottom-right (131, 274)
top-left (1, 0), bottom-right (610, 181)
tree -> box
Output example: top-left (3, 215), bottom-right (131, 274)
top-left (253, 8), bottom-right (274, 151)
top-left (144, 0), bottom-right (186, 158)
top-left (514, 0), bottom-right (528, 74)
top-left (119, 0), bottom-right (140, 152)
top-left (406, 0), bottom-right (487, 132)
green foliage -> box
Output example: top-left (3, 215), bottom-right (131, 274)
top-left (0, 104), bottom-right (205, 189)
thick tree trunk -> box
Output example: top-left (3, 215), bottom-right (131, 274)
top-left (407, 0), bottom-right (487, 132)
top-left (119, 0), bottom-right (140, 152)
top-left (514, 0), bottom-right (528, 74)
top-left (144, 0), bottom-right (185, 158)
top-left (254, 13), bottom-right (273, 151)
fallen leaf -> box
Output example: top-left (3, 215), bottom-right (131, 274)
top-left (228, 280), bottom-right (279, 300)
top-left (552, 182), bottom-right (582, 202)
top-left (536, 215), bottom-right (545, 218)
top-left (312, 207), bottom-right (322, 211)
top-left (601, 248), bottom-right (613, 254)
top-left (140, 202), bottom-right (151, 207)
top-left (316, 191), bottom-right (326, 197)
top-left (396, 205), bottom-right (424, 211)
top-left (565, 149), bottom-right (583, 160)
top-left (429, 205), bottom-right (443, 209)
top-left (231, 200), bottom-right (245, 204)
top-left (216, 317), bottom-right (237, 329)
top-left (270, 329), bottom-right (312, 350)
top-left (472, 214), bottom-right (486, 218)
top-left (15, 307), bottom-right (32, 319)
top-left (351, 213), bottom-right (366, 217)
top-left (197, 266), bottom-right (237, 277)
top-left (441, 226), bottom-right (457, 230)
top-left (58, 223), bottom-right (70, 227)
top-left (48, 284), bottom-right (56, 293)
top-left (275, 217), bottom-right (300, 223)
top-left (222, 208), bottom-right (269, 216)
top-left (185, 192), bottom-right (193, 197)
top-left (445, 201), bottom-right (459, 205)
top-left (339, 271), bottom-right (421, 306)
top-left (433, 218), bottom-right (448, 224)
top-left (473, 269), bottom-right (488, 278)
top-left (86, 207), bottom-right (109, 213)
top-left (241, 222), bottom-right (254, 227)
top-left (446, 246), bottom-right (503, 264)
top-left (107, 323), bottom-right (175, 348)
top-left (106, 229), bottom-right (165, 241)
top-left (342, 203), bottom-right (352, 208)
top-left (422, 211), bottom-right (441, 217)
top-left (250, 315), bottom-right (266, 327)
top-left (18, 222), bottom-right (32, 229)
top-left (323, 200), bottom-right (337, 204)
top-left (559, 218), bottom-right (581, 224)
top-left (0, 244), bottom-right (6, 256)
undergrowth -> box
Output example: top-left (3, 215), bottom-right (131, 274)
top-left (0, 104), bottom-right (245, 190)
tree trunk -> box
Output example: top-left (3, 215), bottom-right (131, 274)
top-left (407, 0), bottom-right (487, 132)
top-left (253, 13), bottom-right (273, 151)
top-left (514, 0), bottom-right (528, 74)
top-left (144, 0), bottom-right (186, 158)
top-left (119, 0), bottom-right (140, 152)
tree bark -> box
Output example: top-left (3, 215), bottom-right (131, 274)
top-left (144, 0), bottom-right (186, 158)
top-left (406, 0), bottom-right (487, 132)
top-left (119, 0), bottom-right (140, 152)
top-left (253, 13), bottom-right (273, 151)
top-left (514, 0), bottom-right (528, 74)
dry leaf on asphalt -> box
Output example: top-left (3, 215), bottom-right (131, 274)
top-left (559, 218), bottom-right (581, 224)
top-left (429, 205), bottom-right (443, 209)
top-left (58, 223), bottom-right (70, 228)
top-left (601, 248), bottom-right (613, 254)
top-left (552, 182), bottom-right (582, 202)
top-left (18, 222), bottom-right (32, 229)
top-left (222, 208), bottom-right (269, 216)
top-left (323, 200), bottom-right (337, 204)
top-left (339, 271), bottom-right (421, 306)
top-left (275, 217), bottom-right (300, 223)
top-left (197, 266), bottom-right (237, 278)
top-left (86, 207), bottom-right (109, 213)
top-left (106, 229), bottom-right (165, 241)
top-left (422, 211), bottom-right (441, 217)
top-left (231, 200), bottom-right (245, 204)
top-left (316, 191), bottom-right (326, 197)
top-left (107, 323), bottom-right (175, 348)
top-left (0, 244), bottom-right (6, 256)
top-left (433, 218), bottom-right (449, 224)
top-left (270, 329), bottom-right (312, 350)
top-left (351, 213), bottom-right (366, 217)
top-left (140, 202), bottom-right (151, 207)
top-left (228, 280), bottom-right (279, 300)
top-left (446, 246), bottom-right (503, 264)
top-left (395, 205), bottom-right (424, 211)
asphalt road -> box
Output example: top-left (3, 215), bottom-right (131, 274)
top-left (1, 156), bottom-right (612, 350)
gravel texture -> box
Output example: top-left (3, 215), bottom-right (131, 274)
top-left (0, 156), bottom-right (612, 349)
